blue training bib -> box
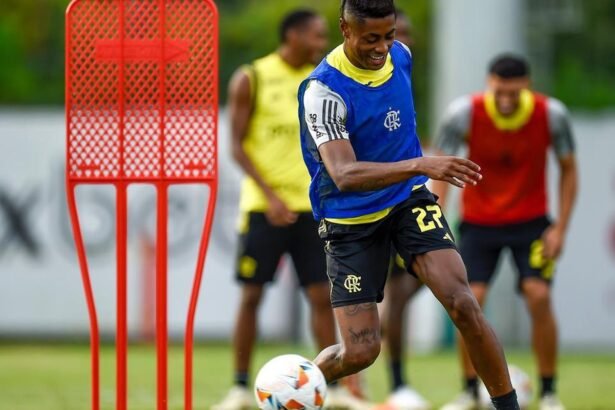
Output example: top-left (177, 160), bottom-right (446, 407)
top-left (298, 41), bottom-right (428, 220)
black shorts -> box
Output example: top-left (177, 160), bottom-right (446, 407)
top-left (459, 216), bottom-right (555, 289)
top-left (319, 186), bottom-right (457, 308)
top-left (235, 212), bottom-right (328, 287)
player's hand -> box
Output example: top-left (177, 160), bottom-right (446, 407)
top-left (416, 156), bottom-right (482, 188)
top-left (265, 193), bottom-right (298, 227)
top-left (542, 224), bottom-right (565, 260)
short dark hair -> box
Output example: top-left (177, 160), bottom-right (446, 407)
top-left (341, 0), bottom-right (396, 20)
top-left (488, 54), bottom-right (530, 78)
top-left (280, 9), bottom-right (319, 43)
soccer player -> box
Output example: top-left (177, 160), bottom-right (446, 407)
top-left (213, 10), bottom-right (369, 410)
top-left (435, 55), bottom-right (577, 410)
top-left (380, 9), bottom-right (430, 410)
top-left (298, 1), bottom-right (520, 409)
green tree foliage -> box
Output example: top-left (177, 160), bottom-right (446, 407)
top-left (0, 0), bottom-right (65, 104)
top-left (0, 0), bottom-right (433, 135)
top-left (550, 1), bottom-right (615, 109)
top-left (7, 0), bottom-right (614, 115)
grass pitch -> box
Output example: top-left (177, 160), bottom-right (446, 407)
top-left (0, 343), bottom-right (613, 409)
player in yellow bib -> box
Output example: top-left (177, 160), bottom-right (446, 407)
top-left (237, 52), bottom-right (314, 217)
top-left (213, 10), bottom-right (368, 410)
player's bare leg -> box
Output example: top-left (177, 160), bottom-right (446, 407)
top-left (309, 285), bottom-right (374, 409)
top-left (410, 249), bottom-right (514, 400)
top-left (522, 279), bottom-right (557, 376)
top-left (305, 282), bottom-right (337, 349)
top-left (382, 274), bottom-right (430, 409)
top-left (233, 284), bottom-right (265, 377)
top-left (382, 274), bottom-right (422, 369)
top-left (212, 284), bottom-right (265, 410)
top-left (522, 279), bottom-right (558, 396)
top-left (457, 284), bottom-right (489, 380)
top-left (314, 302), bottom-right (381, 383)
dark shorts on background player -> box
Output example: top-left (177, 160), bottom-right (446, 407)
top-left (236, 212), bottom-right (327, 287)
top-left (319, 186), bottom-right (457, 308)
top-left (459, 216), bottom-right (555, 290)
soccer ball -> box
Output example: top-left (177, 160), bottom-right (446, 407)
top-left (254, 354), bottom-right (327, 410)
top-left (478, 365), bottom-right (533, 409)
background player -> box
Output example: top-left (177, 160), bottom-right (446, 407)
top-left (434, 55), bottom-right (577, 410)
top-left (380, 8), bottom-right (430, 410)
top-left (213, 10), bottom-right (370, 410)
top-left (299, 1), bottom-right (520, 409)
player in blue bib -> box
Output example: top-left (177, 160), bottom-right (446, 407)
top-left (298, 1), bottom-right (520, 409)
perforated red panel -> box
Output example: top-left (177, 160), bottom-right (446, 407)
top-left (66, 2), bottom-right (218, 409)
top-left (67, 0), bottom-right (218, 182)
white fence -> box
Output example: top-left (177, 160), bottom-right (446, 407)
top-left (0, 109), bottom-right (613, 350)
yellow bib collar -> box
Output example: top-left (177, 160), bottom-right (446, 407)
top-left (484, 89), bottom-right (535, 131)
top-left (326, 45), bottom-right (394, 87)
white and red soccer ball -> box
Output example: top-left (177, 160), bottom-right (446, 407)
top-left (254, 354), bottom-right (327, 410)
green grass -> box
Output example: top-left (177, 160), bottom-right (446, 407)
top-left (0, 343), bottom-right (614, 409)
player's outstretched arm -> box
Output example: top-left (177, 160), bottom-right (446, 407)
top-left (318, 139), bottom-right (482, 192)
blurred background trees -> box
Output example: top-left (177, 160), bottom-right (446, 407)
top-left (549, 1), bottom-right (615, 108)
top-left (0, 0), bottom-right (613, 114)
top-left (0, 0), bottom-right (65, 104)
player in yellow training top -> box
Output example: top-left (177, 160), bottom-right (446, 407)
top-left (212, 9), bottom-right (369, 410)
